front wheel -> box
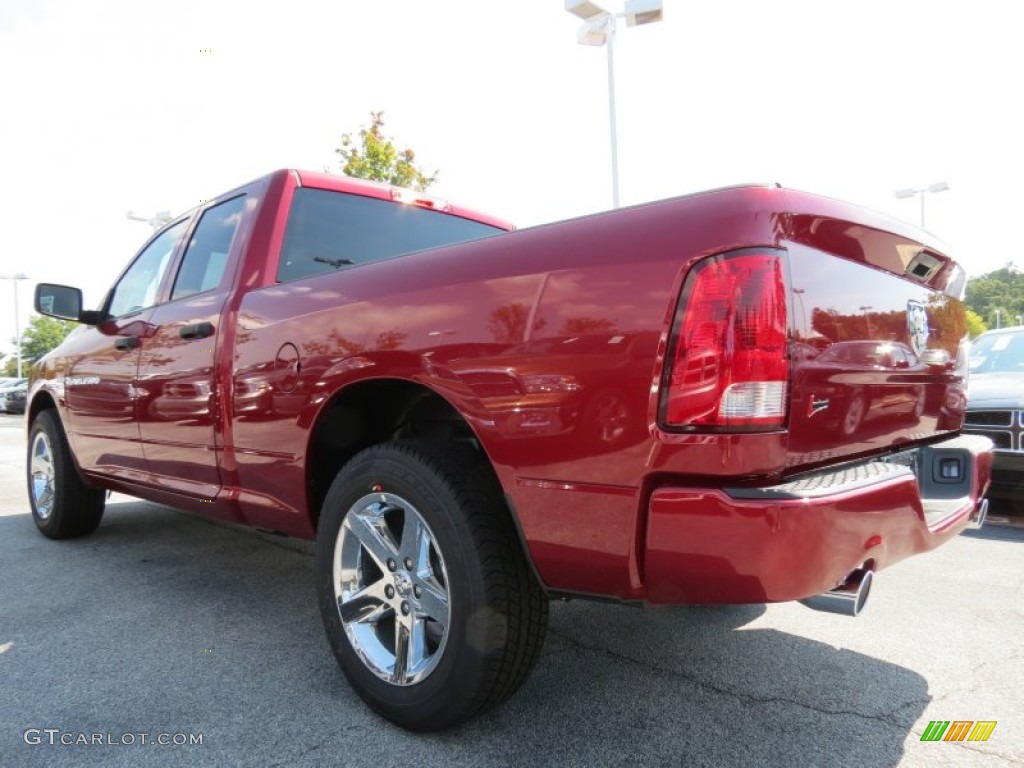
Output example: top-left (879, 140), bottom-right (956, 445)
top-left (28, 410), bottom-right (105, 538)
top-left (315, 441), bottom-right (548, 731)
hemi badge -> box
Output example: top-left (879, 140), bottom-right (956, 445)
top-left (808, 397), bottom-right (829, 417)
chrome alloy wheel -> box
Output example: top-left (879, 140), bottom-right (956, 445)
top-left (30, 431), bottom-right (56, 520)
top-left (333, 491), bottom-right (451, 685)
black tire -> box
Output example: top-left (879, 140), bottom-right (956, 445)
top-left (315, 440), bottom-right (548, 731)
top-left (27, 410), bottom-right (105, 539)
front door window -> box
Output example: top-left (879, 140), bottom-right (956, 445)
top-left (108, 220), bottom-right (188, 318)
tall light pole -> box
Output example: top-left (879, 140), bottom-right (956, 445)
top-left (894, 181), bottom-right (949, 228)
top-left (0, 273), bottom-right (30, 378)
top-left (127, 210), bottom-right (173, 230)
top-left (859, 305), bottom-right (874, 337)
top-left (793, 288), bottom-right (808, 336)
top-left (565, 0), bottom-right (664, 209)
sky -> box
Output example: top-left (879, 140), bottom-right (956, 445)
top-left (1, 0), bottom-right (1022, 364)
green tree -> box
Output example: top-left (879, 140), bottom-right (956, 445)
top-left (964, 308), bottom-right (987, 338)
top-left (487, 303), bottom-right (546, 344)
top-left (335, 111), bottom-right (438, 191)
top-left (964, 263), bottom-right (1024, 329)
top-left (561, 317), bottom-right (616, 335)
top-left (13, 315), bottom-right (78, 369)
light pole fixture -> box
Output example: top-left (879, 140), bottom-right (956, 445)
top-left (127, 210), bottom-right (173, 230)
top-left (859, 305), bottom-right (874, 336)
top-left (894, 181), bottom-right (949, 229)
top-left (0, 272), bottom-right (30, 378)
top-left (792, 288), bottom-right (808, 336)
top-left (565, 0), bottom-right (664, 209)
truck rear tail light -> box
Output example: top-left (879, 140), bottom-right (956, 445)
top-left (661, 251), bottom-right (789, 430)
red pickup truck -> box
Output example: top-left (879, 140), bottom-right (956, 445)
top-left (26, 169), bottom-right (992, 730)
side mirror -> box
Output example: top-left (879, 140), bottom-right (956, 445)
top-left (35, 283), bottom-right (100, 325)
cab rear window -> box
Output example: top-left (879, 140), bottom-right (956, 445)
top-left (277, 188), bottom-right (504, 283)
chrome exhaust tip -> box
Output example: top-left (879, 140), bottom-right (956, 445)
top-left (967, 498), bottom-right (988, 530)
top-left (800, 568), bottom-right (873, 617)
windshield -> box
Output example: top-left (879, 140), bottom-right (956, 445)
top-left (968, 331), bottom-right (1024, 374)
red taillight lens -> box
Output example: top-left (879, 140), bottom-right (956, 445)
top-left (662, 251), bottom-right (789, 429)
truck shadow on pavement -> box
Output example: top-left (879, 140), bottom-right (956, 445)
top-left (962, 517), bottom-right (1024, 542)
top-left (482, 602), bottom-right (927, 768)
top-left (1, 501), bottom-right (929, 768)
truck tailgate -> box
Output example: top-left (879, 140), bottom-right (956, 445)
top-left (783, 206), bottom-right (969, 471)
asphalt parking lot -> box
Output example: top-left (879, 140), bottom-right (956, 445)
top-left (0, 412), bottom-right (1021, 767)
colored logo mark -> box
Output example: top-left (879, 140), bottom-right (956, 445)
top-left (920, 720), bottom-right (997, 742)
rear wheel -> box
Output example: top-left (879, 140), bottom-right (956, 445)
top-left (841, 393), bottom-right (866, 437)
top-left (911, 387), bottom-right (926, 419)
top-left (315, 440), bottom-right (548, 731)
top-left (28, 410), bottom-right (105, 538)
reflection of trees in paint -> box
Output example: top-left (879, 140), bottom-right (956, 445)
top-left (487, 304), bottom-right (618, 343)
top-left (924, 295), bottom-right (967, 356)
top-left (301, 327), bottom-right (408, 357)
top-left (137, 324), bottom-right (202, 368)
top-left (809, 308), bottom-right (904, 343)
top-left (373, 329), bottom-right (407, 351)
top-left (807, 298), bottom-right (967, 357)
top-left (560, 317), bottom-right (616, 336)
top-left (488, 304), bottom-right (546, 344)
top-left (302, 339), bottom-right (333, 357)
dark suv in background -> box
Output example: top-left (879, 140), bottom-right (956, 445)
top-left (0, 378), bottom-right (27, 415)
top-left (963, 327), bottom-right (1024, 502)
